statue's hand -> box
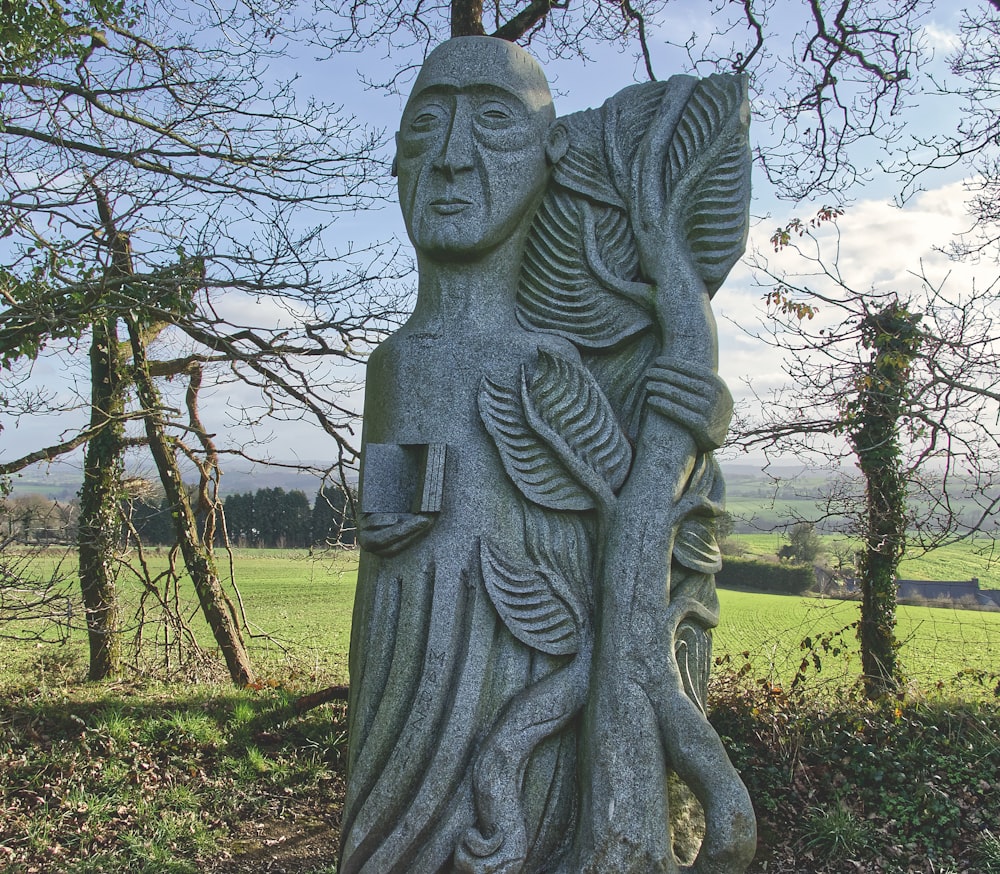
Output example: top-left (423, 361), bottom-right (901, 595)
top-left (644, 357), bottom-right (732, 451)
top-left (357, 512), bottom-right (436, 556)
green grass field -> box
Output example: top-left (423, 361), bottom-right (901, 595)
top-left (725, 533), bottom-right (1000, 586)
top-left (4, 540), bottom-right (999, 698)
top-left (714, 588), bottom-right (1000, 695)
top-left (2, 543), bottom-right (1000, 873)
top-left (1, 547), bottom-right (358, 686)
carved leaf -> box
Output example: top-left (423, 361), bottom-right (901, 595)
top-left (674, 518), bottom-right (723, 574)
top-left (518, 190), bottom-right (652, 349)
top-left (673, 455), bottom-right (726, 574)
top-left (675, 619), bottom-right (712, 713)
top-left (480, 540), bottom-right (580, 656)
top-left (521, 351), bottom-right (633, 496)
top-left (479, 374), bottom-right (594, 511)
top-left (550, 106), bottom-right (624, 209)
top-left (602, 80), bottom-right (676, 193)
top-left (525, 504), bottom-right (595, 614)
top-left (664, 74), bottom-right (751, 297)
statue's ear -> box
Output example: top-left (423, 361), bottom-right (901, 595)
top-left (391, 155), bottom-right (398, 177)
top-left (546, 123), bottom-right (569, 166)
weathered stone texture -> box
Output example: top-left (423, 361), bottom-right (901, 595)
top-left (340, 36), bottom-right (755, 874)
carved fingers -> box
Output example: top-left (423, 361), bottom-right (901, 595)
top-left (644, 358), bottom-right (733, 452)
top-left (357, 512), bottom-right (436, 556)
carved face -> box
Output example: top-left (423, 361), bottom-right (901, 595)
top-left (396, 38), bottom-right (554, 261)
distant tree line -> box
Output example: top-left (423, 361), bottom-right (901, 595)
top-left (131, 485), bottom-right (356, 549)
top-left (0, 495), bottom-right (79, 544)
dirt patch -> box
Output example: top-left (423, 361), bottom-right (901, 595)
top-left (208, 775), bottom-right (344, 874)
top-left (209, 815), bottom-right (340, 874)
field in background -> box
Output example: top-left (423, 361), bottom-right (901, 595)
top-left (4, 540), bottom-right (999, 698)
top-left (2, 548), bottom-right (358, 686)
top-left (714, 589), bottom-right (1000, 695)
top-left (725, 532), bottom-right (1000, 588)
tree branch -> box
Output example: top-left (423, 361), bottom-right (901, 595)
top-left (492, 0), bottom-right (560, 42)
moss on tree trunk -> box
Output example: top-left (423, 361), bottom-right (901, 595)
top-left (127, 320), bottom-right (255, 687)
top-left (78, 316), bottom-right (125, 681)
top-left (849, 302), bottom-right (921, 700)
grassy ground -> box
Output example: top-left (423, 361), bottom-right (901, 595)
top-left (2, 543), bottom-right (999, 872)
top-left (2, 660), bottom-right (997, 873)
top-left (0, 677), bottom-right (347, 873)
top-left (6, 541), bottom-right (999, 694)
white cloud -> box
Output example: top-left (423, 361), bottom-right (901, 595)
top-left (715, 180), bottom-right (1000, 438)
top-left (770, 182), bottom-right (994, 299)
top-left (921, 22), bottom-right (961, 53)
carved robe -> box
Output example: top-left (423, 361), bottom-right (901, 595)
top-left (340, 326), bottom-right (583, 874)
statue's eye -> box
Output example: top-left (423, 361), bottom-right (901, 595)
top-left (409, 105), bottom-right (445, 133)
top-left (478, 102), bottom-right (515, 128)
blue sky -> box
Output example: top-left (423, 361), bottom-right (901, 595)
top-left (2, 5), bottom-right (997, 475)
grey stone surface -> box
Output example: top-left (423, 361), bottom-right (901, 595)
top-left (340, 36), bottom-right (755, 874)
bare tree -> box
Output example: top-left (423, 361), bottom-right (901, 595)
top-left (319, 0), bottom-right (926, 194)
top-left (897, 0), bottom-right (1000, 257)
top-left (316, 0), bottom-right (1000, 259)
top-left (734, 208), bottom-right (1000, 697)
top-left (0, 0), bottom-right (401, 683)
top-left (0, 542), bottom-right (75, 644)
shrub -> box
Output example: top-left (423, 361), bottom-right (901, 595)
top-left (709, 673), bottom-right (1000, 872)
top-left (784, 521), bottom-right (824, 564)
top-left (717, 556), bottom-right (815, 595)
top-left (719, 536), bottom-right (747, 556)
top-left (801, 803), bottom-right (873, 860)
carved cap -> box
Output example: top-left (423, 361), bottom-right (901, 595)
top-left (409, 36), bottom-right (554, 118)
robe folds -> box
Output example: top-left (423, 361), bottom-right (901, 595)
top-left (339, 328), bottom-right (581, 874)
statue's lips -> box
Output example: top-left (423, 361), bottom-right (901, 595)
top-left (430, 197), bottom-right (472, 215)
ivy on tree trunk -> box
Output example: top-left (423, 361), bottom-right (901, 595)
top-left (78, 314), bottom-right (125, 681)
top-left (848, 302), bottom-right (922, 700)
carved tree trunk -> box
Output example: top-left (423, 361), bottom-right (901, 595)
top-left (78, 315), bottom-right (125, 681)
top-left (580, 273), bottom-right (755, 873)
top-left (126, 319), bottom-right (255, 687)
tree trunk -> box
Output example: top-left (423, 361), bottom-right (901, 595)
top-left (127, 320), bottom-right (256, 687)
top-left (78, 316), bottom-right (125, 681)
top-left (451, 0), bottom-right (485, 36)
top-left (850, 303), bottom-right (920, 700)
top-left (854, 397), bottom-right (905, 699)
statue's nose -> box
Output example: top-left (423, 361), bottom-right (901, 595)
top-left (432, 104), bottom-right (475, 180)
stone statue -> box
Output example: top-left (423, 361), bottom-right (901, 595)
top-left (340, 36), bottom-right (756, 874)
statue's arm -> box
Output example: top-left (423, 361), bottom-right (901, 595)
top-left (357, 341), bottom-right (443, 557)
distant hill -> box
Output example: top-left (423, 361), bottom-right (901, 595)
top-left (14, 458), bottom-right (794, 501)
top-left (4, 458), bottom-right (340, 502)
top-left (6, 459), bottom-right (994, 538)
